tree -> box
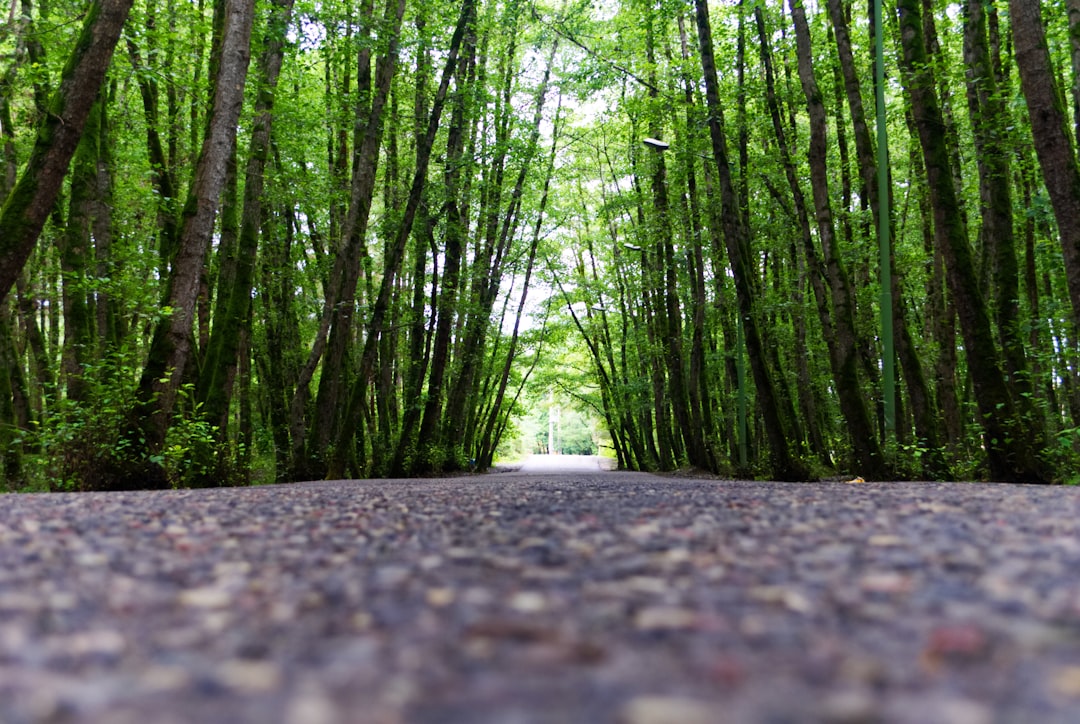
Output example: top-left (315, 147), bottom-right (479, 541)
top-left (0, 0), bottom-right (134, 303)
top-left (1011, 0), bottom-right (1080, 336)
top-left (197, 0), bottom-right (297, 439)
top-left (127, 0), bottom-right (255, 485)
top-left (897, 0), bottom-right (1050, 483)
top-left (695, 0), bottom-right (811, 481)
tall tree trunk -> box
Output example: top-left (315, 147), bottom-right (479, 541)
top-left (789, 0), bottom-right (886, 478)
top-left (60, 97), bottom-right (105, 404)
top-left (0, 306), bottom-right (27, 489)
top-left (475, 100), bottom-right (559, 469)
top-left (1067, 0), bottom-right (1080, 148)
top-left (398, 25), bottom-right (478, 475)
top-left (442, 2), bottom-right (542, 462)
top-left (1010, 0), bottom-right (1080, 336)
top-left (198, 0), bottom-right (296, 436)
top-left (695, 0), bottom-right (811, 481)
top-left (126, 15), bottom-right (181, 274)
top-left (963, 0), bottom-right (1033, 410)
top-left (132, 0), bottom-right (254, 477)
top-left (87, 83), bottom-right (122, 353)
top-left (828, 0), bottom-right (947, 478)
top-left (898, 0), bottom-right (1050, 483)
top-left (295, 0), bottom-right (405, 477)
top-left (308, 0), bottom-right (385, 467)
top-left (259, 192), bottom-right (303, 482)
top-left (0, 0), bottom-right (134, 304)
top-left (329, 0), bottom-right (475, 478)
top-left (678, 13), bottom-right (718, 472)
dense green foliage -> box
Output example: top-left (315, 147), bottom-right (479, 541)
top-left (2, 0), bottom-right (1080, 489)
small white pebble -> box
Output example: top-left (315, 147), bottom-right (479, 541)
top-left (619, 695), bottom-right (716, 724)
top-left (509, 591), bottom-right (547, 613)
top-left (178, 587), bottom-right (231, 609)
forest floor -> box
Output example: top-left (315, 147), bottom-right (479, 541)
top-left (1, 468), bottom-right (1079, 723)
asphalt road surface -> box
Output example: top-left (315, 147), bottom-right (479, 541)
top-left (516, 454), bottom-right (616, 472)
top-left (2, 470), bottom-right (1080, 723)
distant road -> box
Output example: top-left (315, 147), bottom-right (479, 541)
top-left (515, 453), bottom-right (616, 472)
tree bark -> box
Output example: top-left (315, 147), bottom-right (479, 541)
top-left (898, 0), bottom-right (1050, 483)
top-left (134, 0), bottom-right (254, 461)
top-left (1010, 0), bottom-right (1080, 335)
top-left (826, 0), bottom-right (948, 478)
top-left (197, 0), bottom-right (296, 436)
top-left (0, 0), bottom-right (134, 304)
top-left (401, 27), bottom-right (477, 475)
top-left (963, 0), bottom-right (1033, 410)
top-left (329, 0), bottom-right (474, 478)
top-left (60, 97), bottom-right (105, 404)
top-left (695, 0), bottom-right (811, 481)
top-left (1067, 0), bottom-right (1080, 148)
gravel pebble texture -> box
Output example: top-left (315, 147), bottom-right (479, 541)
top-left (2, 470), bottom-right (1080, 723)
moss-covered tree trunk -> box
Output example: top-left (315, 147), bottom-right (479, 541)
top-left (827, 0), bottom-right (948, 479)
top-left (0, 0), bottom-right (134, 304)
top-left (789, 0), bottom-right (887, 478)
top-left (398, 27), bottom-right (476, 476)
top-left (197, 0), bottom-right (296, 437)
top-left (963, 0), bottom-right (1036, 422)
top-left (329, 0), bottom-right (470, 478)
top-left (309, 0), bottom-right (382, 469)
top-left (695, 0), bottom-right (811, 481)
top-left (1011, 0), bottom-right (1080, 336)
top-left (59, 97), bottom-right (106, 404)
top-left (0, 307), bottom-right (27, 489)
top-left (898, 0), bottom-right (1050, 483)
top-left (131, 0), bottom-right (254, 483)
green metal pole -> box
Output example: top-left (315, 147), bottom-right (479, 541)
top-left (737, 311), bottom-right (748, 468)
top-left (875, 0), bottom-right (896, 438)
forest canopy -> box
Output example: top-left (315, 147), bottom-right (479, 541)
top-left (2, 0), bottom-right (1080, 490)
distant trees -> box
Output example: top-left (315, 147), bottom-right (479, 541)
top-left (2, 0), bottom-right (1080, 489)
top-left (553, 0), bottom-right (1080, 483)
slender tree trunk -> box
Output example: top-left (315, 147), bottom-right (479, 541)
top-left (442, 3), bottom-right (542, 461)
top-left (695, 0), bottom-right (811, 481)
top-left (59, 96), bottom-right (106, 404)
top-left (91, 90), bottom-right (121, 352)
top-left (1067, 0), bottom-right (1080, 148)
top-left (1010, 0), bottom-right (1080, 335)
top-left (476, 102), bottom-right (559, 468)
top-left (126, 21), bottom-right (181, 274)
top-left (964, 0), bottom-right (1033, 411)
top-left (309, 0), bottom-right (390, 466)
top-left (898, 0), bottom-right (1050, 483)
top-left (329, 0), bottom-right (474, 478)
top-left (830, 0), bottom-right (947, 477)
top-left (259, 191), bottom-right (303, 482)
top-left (293, 0), bottom-right (405, 477)
top-left (132, 0), bottom-right (254, 476)
top-left (0, 305), bottom-right (26, 489)
top-left (0, 0), bottom-right (134, 304)
top-left (198, 0), bottom-right (296, 437)
top-left (404, 9), bottom-right (434, 395)
top-left (400, 28), bottom-right (477, 475)
top-left (789, 0), bottom-right (886, 478)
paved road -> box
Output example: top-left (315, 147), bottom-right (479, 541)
top-left (2, 472), bottom-right (1080, 723)
top-left (516, 454), bottom-right (616, 473)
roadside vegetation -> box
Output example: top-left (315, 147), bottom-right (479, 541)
top-left (2, 0), bottom-right (1080, 489)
